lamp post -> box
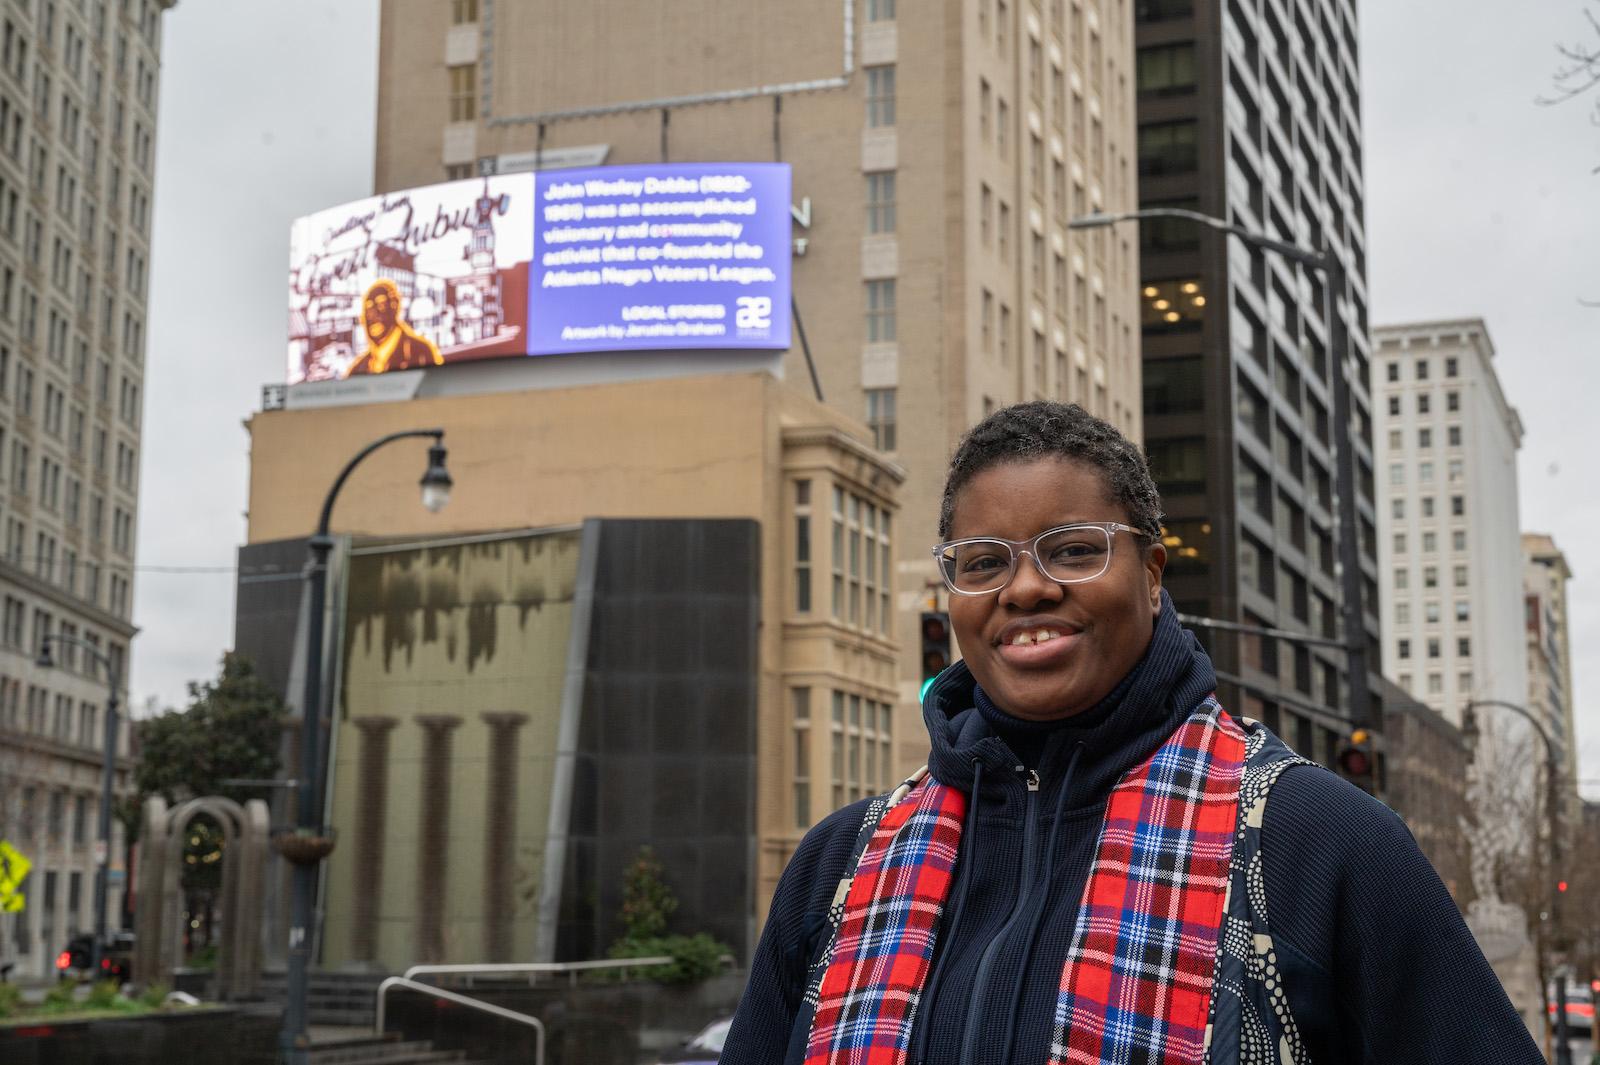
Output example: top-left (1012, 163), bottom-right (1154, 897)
top-left (1068, 208), bottom-right (1369, 731)
top-left (279, 429), bottom-right (452, 1065)
top-left (35, 633), bottom-right (121, 983)
top-left (1460, 698), bottom-right (1571, 1065)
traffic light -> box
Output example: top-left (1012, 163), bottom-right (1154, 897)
top-left (1335, 728), bottom-right (1375, 790)
top-left (1557, 879), bottom-right (1568, 894)
top-left (919, 611), bottom-right (951, 701)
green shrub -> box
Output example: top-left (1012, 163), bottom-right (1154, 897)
top-left (40, 980), bottom-right (79, 1013)
top-left (139, 982), bottom-right (170, 1009)
top-left (0, 982), bottom-right (22, 1018)
top-left (608, 933), bottom-right (731, 985)
top-left (85, 980), bottom-right (121, 1009)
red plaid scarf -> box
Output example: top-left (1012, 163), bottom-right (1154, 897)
top-left (806, 699), bottom-right (1245, 1065)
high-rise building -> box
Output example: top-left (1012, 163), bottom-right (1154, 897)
top-left (369, 1), bottom-right (1144, 831)
top-left (0, 0), bottom-right (171, 979)
top-left (1132, 0), bottom-right (1376, 761)
top-left (1521, 532), bottom-right (1576, 802)
top-left (1372, 320), bottom-right (1526, 726)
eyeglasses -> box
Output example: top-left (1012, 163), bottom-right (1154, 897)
top-left (932, 522), bottom-right (1142, 596)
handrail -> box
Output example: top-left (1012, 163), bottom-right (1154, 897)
top-left (403, 956), bottom-right (675, 987)
top-left (375, 976), bottom-right (546, 1065)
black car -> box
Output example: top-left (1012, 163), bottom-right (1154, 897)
top-left (656, 1017), bottom-right (732, 1064)
top-left (56, 931), bottom-right (134, 983)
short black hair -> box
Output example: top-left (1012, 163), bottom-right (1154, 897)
top-left (938, 401), bottom-right (1164, 541)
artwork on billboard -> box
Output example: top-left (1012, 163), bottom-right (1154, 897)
top-left (288, 176), bottom-right (534, 385)
top-left (286, 163), bottom-right (792, 385)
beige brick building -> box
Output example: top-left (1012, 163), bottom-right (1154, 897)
top-left (369, 0), bottom-right (1143, 809)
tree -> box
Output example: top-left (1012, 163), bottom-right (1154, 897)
top-left (1539, 6), bottom-right (1600, 172)
top-left (131, 652), bottom-right (285, 956)
top-left (606, 846), bottom-right (730, 985)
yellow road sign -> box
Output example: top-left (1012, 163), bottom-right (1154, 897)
top-left (0, 893), bottom-right (21, 913)
top-left (0, 839), bottom-right (33, 904)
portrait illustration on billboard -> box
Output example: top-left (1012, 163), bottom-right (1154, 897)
top-left (287, 175), bottom-right (534, 385)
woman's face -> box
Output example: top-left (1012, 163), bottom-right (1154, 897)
top-left (945, 457), bottom-right (1166, 721)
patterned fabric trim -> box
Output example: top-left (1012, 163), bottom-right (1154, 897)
top-left (1046, 697), bottom-right (1249, 1065)
top-left (804, 773), bottom-right (967, 1065)
top-left (1201, 721), bottom-right (1318, 1065)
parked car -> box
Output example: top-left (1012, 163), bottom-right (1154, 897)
top-left (56, 931), bottom-right (135, 984)
top-left (656, 1017), bottom-right (732, 1064)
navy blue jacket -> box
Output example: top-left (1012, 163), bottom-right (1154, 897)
top-left (723, 615), bottom-right (1539, 1065)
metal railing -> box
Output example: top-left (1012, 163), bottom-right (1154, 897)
top-left (374, 957), bottom-right (674, 1065)
top-left (375, 976), bottom-right (546, 1065)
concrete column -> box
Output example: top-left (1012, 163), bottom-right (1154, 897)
top-left (349, 717), bottom-right (397, 964)
top-left (415, 715), bottom-right (461, 964)
top-left (480, 712), bottom-right (527, 962)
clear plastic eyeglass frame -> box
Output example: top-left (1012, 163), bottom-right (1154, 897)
top-left (931, 522), bottom-right (1142, 596)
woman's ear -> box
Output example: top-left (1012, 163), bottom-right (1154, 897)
top-left (1145, 541), bottom-right (1167, 616)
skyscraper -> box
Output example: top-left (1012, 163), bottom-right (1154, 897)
top-left (368, 0), bottom-right (1145, 858)
top-left (1372, 319), bottom-right (1525, 727)
top-left (0, 0), bottom-right (171, 979)
top-left (1521, 532), bottom-right (1576, 806)
top-left (1133, 0), bottom-right (1376, 762)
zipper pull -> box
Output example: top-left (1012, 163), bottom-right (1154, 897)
top-left (1025, 769), bottom-right (1040, 792)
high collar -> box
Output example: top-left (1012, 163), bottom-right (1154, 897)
top-left (921, 590), bottom-right (1217, 809)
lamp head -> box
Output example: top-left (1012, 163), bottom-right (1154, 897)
top-left (1066, 212), bottom-right (1116, 231)
top-left (420, 440), bottom-right (453, 514)
top-left (1461, 705), bottom-right (1479, 748)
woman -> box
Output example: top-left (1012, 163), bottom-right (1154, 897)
top-left (723, 402), bottom-right (1539, 1065)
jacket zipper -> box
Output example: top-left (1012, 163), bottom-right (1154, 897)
top-left (955, 768), bottom-right (1040, 1065)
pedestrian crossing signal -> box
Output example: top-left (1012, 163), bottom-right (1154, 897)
top-left (920, 611), bottom-right (951, 696)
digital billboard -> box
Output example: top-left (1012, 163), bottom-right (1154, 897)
top-left (286, 163), bottom-right (791, 385)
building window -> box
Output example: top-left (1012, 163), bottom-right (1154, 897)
top-left (1428, 673), bottom-right (1443, 695)
top-left (1397, 639), bottom-right (1411, 660)
top-left (1386, 361), bottom-right (1400, 382)
top-left (1140, 278), bottom-right (1205, 332)
top-left (451, 0), bottom-right (478, 23)
top-left (1146, 437), bottom-right (1207, 495)
top-left (866, 171), bottom-right (896, 233)
top-left (1418, 393), bottom-right (1431, 415)
top-left (865, 388), bottom-right (897, 451)
top-left (867, 0), bottom-right (895, 18)
top-left (831, 692), bottom-right (845, 808)
top-left (1143, 356), bottom-right (1204, 415)
top-left (1418, 461), bottom-right (1433, 483)
top-left (1445, 356), bottom-right (1458, 377)
top-left (793, 480), bottom-right (812, 613)
top-left (1136, 42), bottom-right (1196, 95)
top-left (1137, 120), bottom-right (1198, 176)
top-left (1447, 459), bottom-right (1463, 482)
top-left (1453, 564), bottom-right (1468, 588)
top-left (1421, 531), bottom-right (1436, 553)
top-left (1451, 494), bottom-right (1465, 516)
top-left (1395, 602), bottom-right (1410, 625)
top-left (1447, 425), bottom-right (1461, 448)
top-left (1388, 395), bottom-right (1401, 417)
top-left (1416, 359), bottom-right (1430, 381)
top-left (1423, 566), bottom-right (1438, 589)
top-left (1425, 601), bottom-right (1440, 623)
top-left (1392, 532), bottom-right (1406, 554)
top-left (1421, 496), bottom-right (1435, 517)
top-left (1446, 390), bottom-right (1459, 412)
top-left (1427, 638), bottom-right (1440, 659)
top-left (1388, 463), bottom-right (1403, 486)
top-left (792, 688), bottom-right (811, 828)
top-left (1451, 529), bottom-right (1466, 552)
top-left (1457, 637), bottom-right (1471, 658)
top-left (866, 66), bottom-right (896, 127)
top-left (448, 64), bottom-right (476, 123)
top-left (1418, 428), bottom-right (1431, 449)
top-left (981, 288), bottom-right (994, 351)
top-left (1390, 498), bottom-right (1404, 520)
top-left (444, 163), bottom-right (473, 181)
top-left (1455, 600), bottom-right (1470, 621)
top-left (865, 279), bottom-right (896, 343)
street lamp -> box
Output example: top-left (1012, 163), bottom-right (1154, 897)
top-left (35, 633), bottom-right (121, 983)
top-left (1068, 207), bottom-right (1370, 731)
top-left (1460, 698), bottom-right (1572, 1065)
top-left (280, 429), bottom-right (450, 1065)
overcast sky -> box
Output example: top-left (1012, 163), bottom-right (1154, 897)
top-left (136, 1), bottom-right (1598, 795)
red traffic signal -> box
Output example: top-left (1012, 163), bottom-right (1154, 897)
top-left (1335, 728), bottom-right (1374, 782)
top-left (1557, 880), bottom-right (1568, 893)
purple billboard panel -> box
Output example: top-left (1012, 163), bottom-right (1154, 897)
top-left (529, 163), bottom-right (791, 354)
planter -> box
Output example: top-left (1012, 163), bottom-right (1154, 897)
top-left (0, 1004), bottom-right (281, 1065)
top-left (271, 828), bottom-right (337, 866)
